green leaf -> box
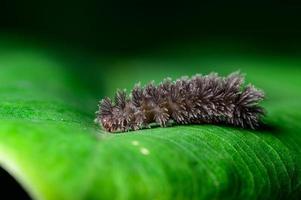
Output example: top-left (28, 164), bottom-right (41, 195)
top-left (0, 38), bottom-right (301, 199)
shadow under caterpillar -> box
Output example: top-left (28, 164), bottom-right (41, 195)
top-left (95, 71), bottom-right (265, 133)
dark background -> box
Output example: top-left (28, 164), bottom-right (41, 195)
top-left (1, 0), bottom-right (301, 53)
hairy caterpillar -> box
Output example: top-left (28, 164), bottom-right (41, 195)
top-left (95, 71), bottom-right (265, 132)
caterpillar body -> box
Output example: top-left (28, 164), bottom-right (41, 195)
top-left (96, 72), bottom-right (265, 133)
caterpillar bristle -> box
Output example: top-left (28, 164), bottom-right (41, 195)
top-left (96, 71), bottom-right (265, 133)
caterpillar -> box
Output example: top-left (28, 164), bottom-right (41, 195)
top-left (95, 71), bottom-right (265, 133)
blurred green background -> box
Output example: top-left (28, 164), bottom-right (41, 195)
top-left (1, 0), bottom-right (301, 95)
top-left (1, 1), bottom-right (301, 199)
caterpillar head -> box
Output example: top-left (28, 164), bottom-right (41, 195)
top-left (97, 97), bottom-right (116, 132)
top-left (98, 91), bottom-right (132, 132)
